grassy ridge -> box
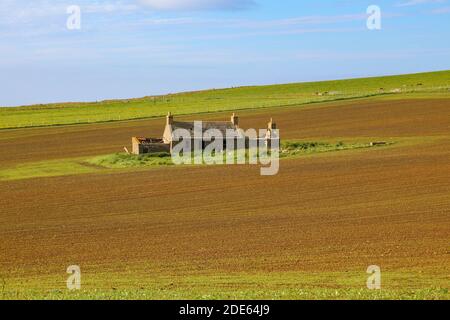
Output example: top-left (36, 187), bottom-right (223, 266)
top-left (0, 70), bottom-right (449, 130)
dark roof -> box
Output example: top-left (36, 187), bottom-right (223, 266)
top-left (170, 121), bottom-right (241, 139)
top-left (134, 137), bottom-right (164, 145)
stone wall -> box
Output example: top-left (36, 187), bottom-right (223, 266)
top-left (138, 143), bottom-right (171, 155)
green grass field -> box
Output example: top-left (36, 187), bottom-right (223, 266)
top-left (0, 70), bottom-right (449, 130)
top-left (2, 269), bottom-right (448, 300)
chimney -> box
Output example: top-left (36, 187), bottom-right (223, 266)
top-left (167, 112), bottom-right (173, 125)
top-left (231, 113), bottom-right (239, 127)
top-left (268, 118), bottom-right (277, 130)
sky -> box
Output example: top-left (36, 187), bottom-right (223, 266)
top-left (0, 0), bottom-right (449, 106)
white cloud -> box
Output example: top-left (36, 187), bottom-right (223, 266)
top-left (431, 5), bottom-right (450, 12)
top-left (396, 0), bottom-right (446, 7)
top-left (138, 0), bottom-right (255, 10)
top-left (232, 14), bottom-right (368, 29)
top-left (178, 27), bottom-right (362, 41)
top-left (133, 13), bottom-right (389, 28)
top-left (83, 2), bottom-right (139, 13)
top-left (0, 0), bottom-right (138, 25)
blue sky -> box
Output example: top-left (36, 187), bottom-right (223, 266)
top-left (0, 0), bottom-right (449, 106)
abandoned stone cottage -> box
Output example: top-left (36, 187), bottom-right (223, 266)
top-left (131, 113), bottom-right (279, 155)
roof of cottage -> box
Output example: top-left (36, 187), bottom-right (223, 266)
top-left (169, 121), bottom-right (242, 139)
top-left (133, 137), bottom-right (165, 145)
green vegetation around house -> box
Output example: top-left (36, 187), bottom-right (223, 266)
top-left (90, 141), bottom-right (375, 169)
top-left (88, 152), bottom-right (173, 168)
top-left (0, 140), bottom-right (392, 181)
top-left (279, 141), bottom-right (378, 157)
top-left (0, 70), bottom-right (449, 130)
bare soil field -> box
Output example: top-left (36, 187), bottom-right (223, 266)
top-left (1, 98), bottom-right (450, 167)
top-left (0, 97), bottom-right (449, 299)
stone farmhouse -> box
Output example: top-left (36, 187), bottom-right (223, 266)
top-left (132, 113), bottom-right (279, 155)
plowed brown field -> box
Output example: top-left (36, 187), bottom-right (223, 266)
top-left (0, 97), bottom-right (449, 299)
